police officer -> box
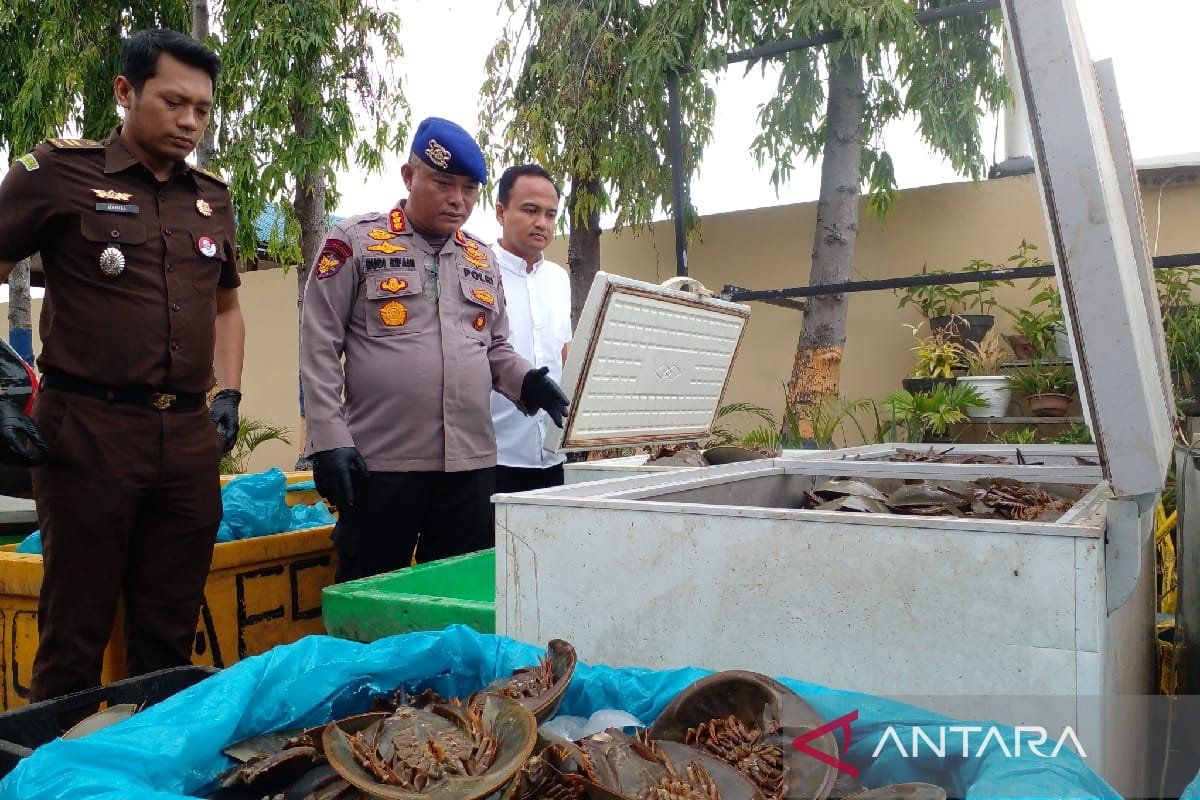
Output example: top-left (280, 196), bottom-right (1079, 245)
top-left (301, 118), bottom-right (568, 582)
top-left (0, 29), bottom-right (245, 703)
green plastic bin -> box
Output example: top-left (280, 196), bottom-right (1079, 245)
top-left (322, 549), bottom-right (495, 641)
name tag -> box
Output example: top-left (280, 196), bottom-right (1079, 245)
top-left (95, 202), bottom-right (140, 214)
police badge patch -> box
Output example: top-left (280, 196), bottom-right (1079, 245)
top-left (316, 239), bottom-right (353, 280)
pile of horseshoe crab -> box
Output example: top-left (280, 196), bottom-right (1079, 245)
top-left (210, 641), bottom-right (947, 800)
top-left (841, 446), bottom-right (1098, 468)
top-left (800, 477), bottom-right (1084, 521)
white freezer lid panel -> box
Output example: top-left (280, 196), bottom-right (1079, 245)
top-left (546, 273), bottom-right (750, 452)
top-left (1004, 0), bottom-right (1174, 498)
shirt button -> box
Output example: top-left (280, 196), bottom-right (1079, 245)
top-left (164, 228), bottom-right (173, 236)
top-left (110, 229), bottom-right (120, 238)
top-left (172, 302), bottom-right (181, 311)
top-left (166, 264), bottom-right (174, 273)
top-left (170, 340), bottom-right (180, 352)
top-left (158, 192), bottom-right (167, 202)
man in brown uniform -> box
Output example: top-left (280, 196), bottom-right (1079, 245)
top-left (0, 29), bottom-right (245, 702)
top-left (302, 117), bottom-right (568, 581)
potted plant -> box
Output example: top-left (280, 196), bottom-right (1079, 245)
top-left (1050, 424), bottom-right (1094, 445)
top-left (900, 323), bottom-right (965, 394)
top-left (896, 247), bottom-right (1020, 347)
top-left (1007, 364), bottom-right (1078, 417)
top-left (1156, 267), bottom-right (1200, 315)
top-left (883, 383), bottom-right (986, 443)
top-left (1164, 305), bottom-right (1200, 416)
top-left (999, 243), bottom-right (1069, 360)
top-left (958, 329), bottom-right (1012, 417)
top-left (991, 427), bottom-right (1038, 445)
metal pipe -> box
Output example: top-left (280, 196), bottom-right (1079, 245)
top-left (726, 0), bottom-right (1001, 65)
top-left (722, 252), bottom-right (1200, 303)
top-left (666, 70), bottom-right (689, 277)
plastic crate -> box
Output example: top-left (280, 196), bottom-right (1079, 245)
top-left (0, 524), bottom-right (334, 711)
top-left (322, 549), bottom-right (494, 641)
top-left (0, 665), bottom-right (216, 777)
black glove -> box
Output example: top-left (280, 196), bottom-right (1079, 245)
top-left (210, 388), bottom-right (242, 455)
top-left (311, 447), bottom-right (369, 510)
top-left (0, 400), bottom-right (47, 467)
top-left (520, 367), bottom-right (570, 428)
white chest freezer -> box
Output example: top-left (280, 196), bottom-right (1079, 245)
top-left (497, 1), bottom-right (1175, 794)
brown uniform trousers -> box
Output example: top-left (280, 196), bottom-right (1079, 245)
top-left (29, 391), bottom-right (222, 702)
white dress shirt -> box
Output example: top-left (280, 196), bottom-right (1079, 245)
top-left (490, 243), bottom-right (573, 468)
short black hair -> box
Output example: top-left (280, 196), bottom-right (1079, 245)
top-left (497, 164), bottom-right (561, 206)
top-left (121, 28), bottom-right (221, 90)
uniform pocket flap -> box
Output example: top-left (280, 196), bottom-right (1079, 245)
top-left (365, 273), bottom-right (421, 300)
top-left (459, 280), bottom-right (498, 310)
top-left (80, 214), bottom-right (147, 245)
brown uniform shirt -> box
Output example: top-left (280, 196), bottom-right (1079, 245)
top-left (301, 204), bottom-right (533, 472)
top-left (0, 128), bottom-right (241, 394)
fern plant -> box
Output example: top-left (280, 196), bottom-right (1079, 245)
top-left (220, 418), bottom-right (295, 475)
top-left (883, 384), bottom-right (986, 442)
top-left (991, 427), bottom-right (1038, 445)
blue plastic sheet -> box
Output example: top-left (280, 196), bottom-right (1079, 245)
top-left (1183, 770), bottom-right (1200, 799)
top-left (216, 468), bottom-right (334, 542)
top-left (13, 531), bottom-right (39, 554)
top-left (13, 470), bottom-right (333, 553)
top-left (0, 627), bottom-right (1117, 800)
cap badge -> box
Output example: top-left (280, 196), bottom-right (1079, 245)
top-left (425, 138), bottom-right (451, 169)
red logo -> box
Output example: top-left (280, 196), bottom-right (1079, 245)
top-left (793, 709), bottom-right (859, 778)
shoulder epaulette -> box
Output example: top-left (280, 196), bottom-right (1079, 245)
top-left (462, 229), bottom-right (487, 245)
top-left (46, 138), bottom-right (102, 150)
top-left (191, 166), bottom-right (228, 187)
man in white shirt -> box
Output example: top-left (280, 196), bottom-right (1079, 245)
top-left (490, 164), bottom-right (573, 493)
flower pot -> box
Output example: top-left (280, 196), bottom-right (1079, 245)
top-left (958, 376), bottom-right (1012, 418)
top-left (1052, 328), bottom-right (1072, 360)
top-left (929, 314), bottom-right (995, 348)
top-left (901, 377), bottom-right (956, 394)
top-left (1027, 393), bottom-right (1072, 417)
top-left (1004, 334), bottom-right (1037, 360)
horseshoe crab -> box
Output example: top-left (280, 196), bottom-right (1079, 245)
top-left (812, 480), bottom-right (887, 502)
top-left (478, 639), bottom-right (577, 723)
top-left (323, 695), bottom-right (537, 799)
top-left (850, 783), bottom-right (947, 800)
top-left (973, 480), bottom-right (1074, 521)
top-left (647, 671), bottom-right (837, 800)
top-left (571, 729), bottom-right (763, 800)
top-left (880, 483), bottom-right (973, 516)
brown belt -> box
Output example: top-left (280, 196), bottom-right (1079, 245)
top-left (41, 372), bottom-right (205, 411)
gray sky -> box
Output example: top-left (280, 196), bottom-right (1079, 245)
top-left (336, 0), bottom-right (1198, 245)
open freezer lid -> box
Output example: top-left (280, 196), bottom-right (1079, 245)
top-left (545, 273), bottom-right (751, 452)
top-left (1004, 0), bottom-right (1175, 498)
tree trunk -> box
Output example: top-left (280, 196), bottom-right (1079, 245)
top-left (191, 0), bottom-right (216, 169)
top-left (291, 100), bottom-right (325, 467)
top-left (566, 176), bottom-right (601, 328)
top-left (784, 49), bottom-right (865, 441)
top-left (7, 259), bottom-right (33, 365)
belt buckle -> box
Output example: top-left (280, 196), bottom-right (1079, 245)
top-left (150, 392), bottom-right (176, 410)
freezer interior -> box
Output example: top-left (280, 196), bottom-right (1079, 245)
top-left (607, 461), bottom-right (1106, 525)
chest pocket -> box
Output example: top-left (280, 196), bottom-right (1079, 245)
top-left (364, 271), bottom-right (423, 337)
top-left (188, 231), bottom-right (229, 296)
top-left (80, 213), bottom-right (148, 251)
top-left (458, 267), bottom-right (498, 342)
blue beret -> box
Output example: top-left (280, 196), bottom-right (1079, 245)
top-left (411, 117), bottom-right (487, 186)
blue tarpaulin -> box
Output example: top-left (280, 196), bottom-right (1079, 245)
top-left (14, 469), bottom-right (333, 554)
top-left (0, 627), bottom-right (1117, 799)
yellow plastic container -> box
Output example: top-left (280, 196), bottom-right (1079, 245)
top-left (0, 523), bottom-right (336, 710)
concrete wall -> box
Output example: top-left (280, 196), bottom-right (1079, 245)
top-left (545, 174), bottom-right (1200, 440)
top-left (7, 174), bottom-right (1199, 469)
